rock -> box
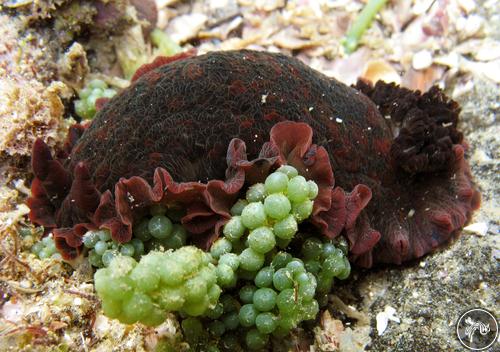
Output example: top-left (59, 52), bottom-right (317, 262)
top-left (412, 49), bottom-right (433, 70)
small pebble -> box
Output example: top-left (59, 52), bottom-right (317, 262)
top-left (376, 306), bottom-right (400, 336)
top-left (463, 222), bottom-right (488, 236)
top-left (412, 50), bottom-right (433, 70)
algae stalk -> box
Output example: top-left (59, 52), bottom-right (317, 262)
top-left (342, 0), bottom-right (388, 54)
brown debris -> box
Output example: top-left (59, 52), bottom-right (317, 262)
top-left (361, 60), bottom-right (401, 85)
top-left (58, 43), bottom-right (89, 91)
top-left (0, 78), bottom-right (72, 159)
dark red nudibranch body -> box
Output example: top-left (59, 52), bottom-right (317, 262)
top-left (28, 50), bottom-right (480, 267)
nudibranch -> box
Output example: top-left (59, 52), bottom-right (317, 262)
top-left (27, 50), bottom-right (480, 267)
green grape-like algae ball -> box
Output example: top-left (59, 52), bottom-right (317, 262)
top-left (252, 288), bottom-right (277, 312)
top-left (254, 266), bottom-right (274, 288)
top-left (239, 284), bottom-right (257, 304)
top-left (241, 202), bottom-right (267, 229)
top-left (162, 224), bottom-right (187, 249)
top-left (88, 250), bottom-right (103, 267)
top-left (276, 288), bottom-right (296, 315)
top-left (97, 229), bottom-right (112, 242)
top-left (291, 199), bottom-right (314, 222)
top-left (148, 215), bottom-right (173, 239)
top-left (210, 238), bottom-right (232, 259)
top-left (287, 176), bottom-right (309, 203)
top-left (239, 303), bottom-right (258, 327)
top-left (82, 231), bottom-right (99, 248)
top-left (246, 328), bottom-right (269, 350)
top-left (208, 320), bottom-right (226, 336)
top-left (307, 180), bottom-right (319, 199)
top-left (120, 243), bottom-right (135, 257)
top-left (302, 237), bottom-right (323, 260)
top-left (271, 251), bottom-right (292, 269)
top-left (31, 241), bottom-right (44, 256)
top-left (247, 226), bottom-right (275, 254)
top-left (255, 312), bottom-right (278, 334)
top-left (218, 253), bottom-right (240, 271)
top-left (94, 240), bottom-right (109, 255)
top-left (74, 79), bottom-right (116, 120)
top-left (222, 311), bottom-right (240, 330)
top-left (216, 263), bottom-right (236, 288)
top-left (230, 199), bottom-right (248, 216)
top-left (273, 215), bottom-right (298, 240)
top-left (273, 268), bottom-right (294, 291)
top-left (263, 193), bottom-right (291, 220)
top-left (239, 248), bottom-right (265, 272)
top-left (129, 238), bottom-right (144, 257)
top-left (102, 249), bottom-right (118, 267)
top-left (133, 219), bottom-right (152, 241)
top-left (276, 165), bottom-right (298, 179)
top-left (246, 183), bottom-right (267, 202)
top-left (31, 236), bottom-right (58, 260)
top-left (264, 172), bottom-right (288, 194)
top-left (223, 216), bottom-right (245, 241)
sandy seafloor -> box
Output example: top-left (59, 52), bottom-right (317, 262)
top-left (0, 0), bottom-right (498, 351)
